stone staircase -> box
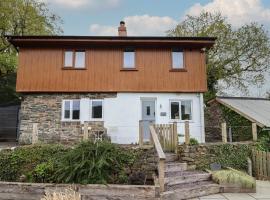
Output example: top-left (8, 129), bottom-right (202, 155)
top-left (160, 153), bottom-right (221, 200)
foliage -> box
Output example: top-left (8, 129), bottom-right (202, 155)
top-left (53, 140), bottom-right (137, 184)
top-left (212, 168), bottom-right (255, 189)
top-left (196, 143), bottom-right (252, 171)
top-left (220, 104), bottom-right (252, 141)
top-left (0, 144), bottom-right (67, 181)
top-left (41, 188), bottom-right (81, 200)
top-left (0, 0), bottom-right (62, 104)
top-left (168, 12), bottom-right (270, 100)
top-left (32, 160), bottom-right (55, 183)
top-left (189, 138), bottom-right (199, 145)
top-left (256, 134), bottom-right (270, 152)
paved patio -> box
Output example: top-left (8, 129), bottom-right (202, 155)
top-left (191, 181), bottom-right (270, 200)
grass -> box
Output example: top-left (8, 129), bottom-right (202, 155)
top-left (212, 168), bottom-right (256, 189)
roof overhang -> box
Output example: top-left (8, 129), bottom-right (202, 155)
top-left (6, 35), bottom-right (216, 49)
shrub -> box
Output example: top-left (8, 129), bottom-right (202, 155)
top-left (189, 138), bottom-right (199, 145)
top-left (41, 188), bottom-right (81, 200)
top-left (53, 140), bottom-right (136, 184)
top-left (256, 135), bottom-right (270, 152)
top-left (0, 144), bottom-right (67, 182)
top-left (212, 168), bottom-right (255, 189)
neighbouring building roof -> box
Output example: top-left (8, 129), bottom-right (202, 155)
top-left (209, 97), bottom-right (270, 128)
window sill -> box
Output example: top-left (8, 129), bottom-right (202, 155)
top-left (169, 68), bottom-right (187, 72)
top-left (169, 120), bottom-right (194, 123)
top-left (61, 119), bottom-right (81, 122)
top-left (120, 68), bottom-right (138, 71)
top-left (62, 67), bottom-right (86, 70)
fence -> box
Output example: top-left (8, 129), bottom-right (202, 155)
top-left (252, 149), bottom-right (270, 180)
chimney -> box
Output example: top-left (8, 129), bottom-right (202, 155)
top-left (118, 21), bottom-right (127, 36)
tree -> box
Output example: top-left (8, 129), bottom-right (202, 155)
top-left (0, 0), bottom-right (62, 104)
top-left (168, 12), bottom-right (270, 100)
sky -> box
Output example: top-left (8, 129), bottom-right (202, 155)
top-left (42, 0), bottom-right (270, 97)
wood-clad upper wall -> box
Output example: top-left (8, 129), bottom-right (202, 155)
top-left (16, 47), bottom-right (207, 92)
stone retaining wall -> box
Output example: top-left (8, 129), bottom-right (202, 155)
top-left (19, 93), bottom-right (116, 144)
top-left (178, 142), bottom-right (254, 170)
top-left (0, 181), bottom-right (159, 200)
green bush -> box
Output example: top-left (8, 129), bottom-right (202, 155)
top-left (189, 138), bottom-right (199, 145)
top-left (53, 140), bottom-right (137, 184)
top-left (256, 135), bottom-right (270, 152)
top-left (0, 144), bottom-right (67, 182)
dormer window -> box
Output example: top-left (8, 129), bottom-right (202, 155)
top-left (123, 48), bottom-right (135, 69)
top-left (172, 49), bottom-right (184, 69)
top-left (64, 50), bottom-right (85, 69)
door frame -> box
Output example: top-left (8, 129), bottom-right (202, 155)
top-left (140, 97), bottom-right (157, 121)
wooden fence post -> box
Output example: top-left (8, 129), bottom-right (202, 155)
top-left (158, 159), bottom-right (165, 192)
top-left (139, 121), bottom-right (143, 147)
top-left (252, 123), bottom-right (257, 141)
top-left (173, 122), bottom-right (178, 153)
top-left (32, 123), bottom-right (38, 144)
top-left (185, 121), bottom-right (190, 145)
top-left (247, 157), bottom-right (252, 176)
top-left (83, 122), bottom-right (89, 141)
top-left (221, 122), bottom-right (227, 143)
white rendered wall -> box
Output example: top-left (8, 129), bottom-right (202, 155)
top-left (102, 93), bottom-right (205, 144)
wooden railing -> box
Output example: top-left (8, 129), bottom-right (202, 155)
top-left (149, 125), bottom-right (166, 192)
top-left (252, 149), bottom-right (270, 180)
top-left (154, 123), bottom-right (178, 152)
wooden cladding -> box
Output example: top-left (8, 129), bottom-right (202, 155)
top-left (16, 47), bottom-right (207, 92)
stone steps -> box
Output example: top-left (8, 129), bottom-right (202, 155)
top-left (161, 153), bottom-right (220, 200)
top-left (161, 181), bottom-right (221, 200)
top-left (165, 171), bottom-right (211, 191)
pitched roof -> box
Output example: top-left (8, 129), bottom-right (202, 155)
top-left (6, 35), bottom-right (216, 48)
top-left (210, 96), bottom-right (270, 127)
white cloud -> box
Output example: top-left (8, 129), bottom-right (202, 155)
top-left (41, 0), bottom-right (120, 9)
top-left (186, 0), bottom-right (270, 27)
top-left (89, 15), bottom-right (177, 36)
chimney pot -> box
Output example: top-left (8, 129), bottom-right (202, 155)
top-left (118, 21), bottom-right (127, 36)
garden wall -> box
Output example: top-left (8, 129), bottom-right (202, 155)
top-left (178, 142), bottom-right (254, 171)
top-left (0, 181), bottom-right (159, 200)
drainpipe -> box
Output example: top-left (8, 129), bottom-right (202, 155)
top-left (199, 93), bottom-right (205, 143)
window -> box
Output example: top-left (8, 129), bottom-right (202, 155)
top-left (62, 100), bottom-right (80, 121)
top-left (170, 100), bottom-right (192, 120)
top-left (123, 48), bottom-right (135, 69)
top-left (172, 50), bottom-right (184, 69)
top-left (64, 50), bottom-right (85, 69)
top-left (91, 100), bottom-right (103, 119)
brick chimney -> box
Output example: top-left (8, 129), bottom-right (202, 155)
top-left (118, 21), bottom-right (127, 36)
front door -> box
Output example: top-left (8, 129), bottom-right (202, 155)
top-left (141, 100), bottom-right (155, 141)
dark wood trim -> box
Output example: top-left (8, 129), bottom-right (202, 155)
top-left (120, 68), bottom-right (138, 71)
top-left (169, 69), bottom-right (187, 72)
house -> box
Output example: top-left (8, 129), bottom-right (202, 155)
top-left (206, 96), bottom-right (270, 142)
top-left (7, 21), bottom-right (215, 144)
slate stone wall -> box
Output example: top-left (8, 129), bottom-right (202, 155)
top-left (19, 93), bottom-right (116, 144)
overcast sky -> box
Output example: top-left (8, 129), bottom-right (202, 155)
top-left (42, 0), bottom-right (270, 97)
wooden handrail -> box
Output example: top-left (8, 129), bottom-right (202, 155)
top-left (149, 125), bottom-right (166, 192)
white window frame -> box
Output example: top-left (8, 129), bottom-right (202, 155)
top-left (123, 48), bottom-right (135, 69)
top-left (61, 99), bottom-right (81, 121)
top-left (169, 99), bottom-right (193, 121)
top-left (90, 99), bottom-right (104, 121)
top-left (171, 50), bottom-right (184, 69)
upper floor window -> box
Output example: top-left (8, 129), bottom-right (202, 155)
top-left (64, 50), bottom-right (85, 69)
top-left (62, 100), bottom-right (80, 121)
top-left (172, 49), bottom-right (184, 69)
top-left (170, 100), bottom-right (192, 120)
top-left (123, 48), bottom-right (135, 69)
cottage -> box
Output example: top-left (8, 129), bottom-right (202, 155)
top-left (7, 21), bottom-right (215, 144)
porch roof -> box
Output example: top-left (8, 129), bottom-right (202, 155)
top-left (209, 97), bottom-right (270, 128)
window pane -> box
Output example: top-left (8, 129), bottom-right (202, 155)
top-left (64, 101), bottom-right (70, 119)
top-left (172, 51), bottom-right (183, 69)
top-left (92, 101), bottom-right (102, 119)
top-left (64, 51), bottom-right (73, 67)
top-left (124, 51), bottom-right (135, 68)
top-left (171, 102), bottom-right (180, 119)
top-left (181, 100), bottom-right (192, 120)
top-left (75, 51), bottom-right (85, 68)
top-left (72, 100), bottom-right (80, 120)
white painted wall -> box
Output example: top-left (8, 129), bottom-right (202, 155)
top-left (101, 93), bottom-right (205, 144)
